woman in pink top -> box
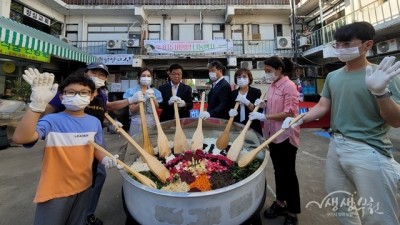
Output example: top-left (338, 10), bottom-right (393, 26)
top-left (249, 57), bottom-right (300, 225)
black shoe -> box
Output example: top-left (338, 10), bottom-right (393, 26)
top-left (264, 201), bottom-right (287, 219)
top-left (87, 214), bottom-right (103, 225)
top-left (284, 214), bottom-right (298, 225)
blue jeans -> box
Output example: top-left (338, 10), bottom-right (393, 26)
top-left (325, 134), bottom-right (400, 225)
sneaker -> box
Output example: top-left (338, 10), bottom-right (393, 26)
top-left (284, 214), bottom-right (298, 225)
top-left (264, 201), bottom-right (287, 219)
top-left (86, 214), bottom-right (103, 225)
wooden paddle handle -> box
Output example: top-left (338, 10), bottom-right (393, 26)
top-left (88, 141), bottom-right (157, 188)
top-left (238, 113), bottom-right (306, 167)
top-left (105, 113), bottom-right (150, 159)
top-left (139, 101), bottom-right (154, 155)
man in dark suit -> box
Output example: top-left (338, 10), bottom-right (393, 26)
top-left (158, 64), bottom-right (193, 122)
top-left (199, 61), bottom-right (232, 120)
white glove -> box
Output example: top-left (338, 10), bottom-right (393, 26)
top-left (236, 95), bottom-right (251, 106)
top-left (128, 91), bottom-right (145, 104)
top-left (249, 112), bottom-right (266, 121)
top-left (22, 68), bottom-right (39, 85)
top-left (110, 121), bottom-right (123, 132)
top-left (145, 89), bottom-right (155, 99)
top-left (177, 99), bottom-right (186, 107)
top-left (282, 117), bottom-right (304, 129)
top-left (168, 96), bottom-right (180, 105)
top-left (199, 111), bottom-right (210, 119)
top-left (101, 154), bottom-right (119, 169)
top-left (23, 69), bottom-right (58, 112)
top-left (365, 56), bottom-right (400, 95)
top-left (229, 109), bottom-right (238, 117)
top-left (254, 98), bottom-right (266, 108)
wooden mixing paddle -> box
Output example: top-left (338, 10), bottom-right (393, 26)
top-left (216, 102), bottom-right (240, 150)
top-left (191, 92), bottom-right (205, 150)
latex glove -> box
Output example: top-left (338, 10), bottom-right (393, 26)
top-left (168, 96), bottom-right (180, 105)
top-left (249, 112), bottom-right (266, 121)
top-left (236, 95), bottom-right (251, 106)
top-left (145, 89), bottom-right (155, 99)
top-left (254, 98), bottom-right (266, 108)
top-left (23, 70), bottom-right (58, 112)
top-left (365, 56), bottom-right (400, 95)
top-left (229, 109), bottom-right (238, 117)
top-left (128, 91), bottom-right (145, 104)
top-left (282, 117), bottom-right (304, 129)
top-left (199, 111), bottom-right (210, 119)
top-left (101, 154), bottom-right (119, 169)
top-left (177, 99), bottom-right (186, 107)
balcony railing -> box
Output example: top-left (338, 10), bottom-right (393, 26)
top-left (72, 39), bottom-right (294, 57)
top-left (304, 0), bottom-right (400, 48)
top-left (62, 0), bottom-right (290, 6)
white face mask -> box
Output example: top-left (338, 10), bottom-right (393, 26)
top-left (140, 77), bottom-right (152, 86)
top-left (209, 72), bottom-right (217, 81)
top-left (334, 47), bottom-right (361, 62)
top-left (62, 95), bottom-right (91, 111)
top-left (237, 78), bottom-right (249, 88)
top-left (90, 77), bottom-right (105, 89)
top-left (264, 72), bottom-right (277, 82)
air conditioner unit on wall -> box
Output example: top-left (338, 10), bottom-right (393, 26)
top-left (276, 36), bottom-right (292, 49)
top-left (240, 61), bottom-right (253, 69)
top-left (107, 39), bottom-right (123, 50)
top-left (298, 36), bottom-right (311, 47)
top-left (376, 39), bottom-right (399, 54)
top-left (126, 39), bottom-right (139, 48)
top-left (256, 61), bottom-right (265, 69)
top-left (58, 35), bottom-right (70, 44)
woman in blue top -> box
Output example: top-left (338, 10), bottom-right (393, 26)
top-left (123, 68), bottom-right (162, 136)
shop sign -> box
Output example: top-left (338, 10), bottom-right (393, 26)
top-left (23, 7), bottom-right (51, 26)
top-left (94, 54), bottom-right (133, 65)
top-left (0, 41), bottom-right (50, 63)
top-left (143, 39), bottom-right (233, 55)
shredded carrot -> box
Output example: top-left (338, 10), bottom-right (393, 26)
top-left (189, 174), bottom-right (212, 191)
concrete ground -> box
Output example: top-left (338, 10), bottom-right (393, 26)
top-left (0, 127), bottom-right (399, 225)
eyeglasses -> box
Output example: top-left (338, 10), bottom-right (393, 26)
top-left (170, 72), bottom-right (182, 76)
top-left (63, 90), bottom-right (92, 97)
top-left (332, 40), bottom-right (365, 49)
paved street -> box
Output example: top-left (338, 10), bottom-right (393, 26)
top-left (0, 127), bottom-right (399, 225)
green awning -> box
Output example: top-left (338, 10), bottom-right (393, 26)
top-left (0, 16), bottom-right (97, 64)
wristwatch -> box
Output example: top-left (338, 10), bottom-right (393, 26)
top-left (374, 91), bottom-right (392, 99)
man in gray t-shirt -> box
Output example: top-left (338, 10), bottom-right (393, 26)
top-left (283, 22), bottom-right (400, 225)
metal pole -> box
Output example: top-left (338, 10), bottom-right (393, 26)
top-left (319, 0), bottom-right (325, 44)
top-left (291, 0), bottom-right (298, 65)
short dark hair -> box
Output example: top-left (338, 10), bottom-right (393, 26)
top-left (234, 68), bottom-right (253, 85)
top-left (137, 67), bottom-right (153, 78)
top-left (58, 69), bottom-right (96, 93)
top-left (208, 61), bottom-right (225, 73)
top-left (169, 64), bottom-right (183, 72)
top-left (334, 21), bottom-right (375, 42)
top-left (264, 57), bottom-right (294, 76)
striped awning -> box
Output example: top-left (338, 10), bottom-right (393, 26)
top-left (0, 16), bottom-right (97, 64)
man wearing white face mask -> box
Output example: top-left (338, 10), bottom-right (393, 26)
top-left (123, 68), bottom-right (163, 136)
top-left (199, 61), bottom-right (232, 120)
top-left (283, 22), bottom-right (400, 225)
top-left (228, 68), bottom-right (262, 135)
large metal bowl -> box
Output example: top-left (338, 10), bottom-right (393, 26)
top-left (120, 117), bottom-right (269, 225)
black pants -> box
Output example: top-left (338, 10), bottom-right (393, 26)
top-left (269, 138), bottom-right (301, 214)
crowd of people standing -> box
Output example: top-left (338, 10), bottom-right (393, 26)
top-left (9, 20), bottom-right (400, 225)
